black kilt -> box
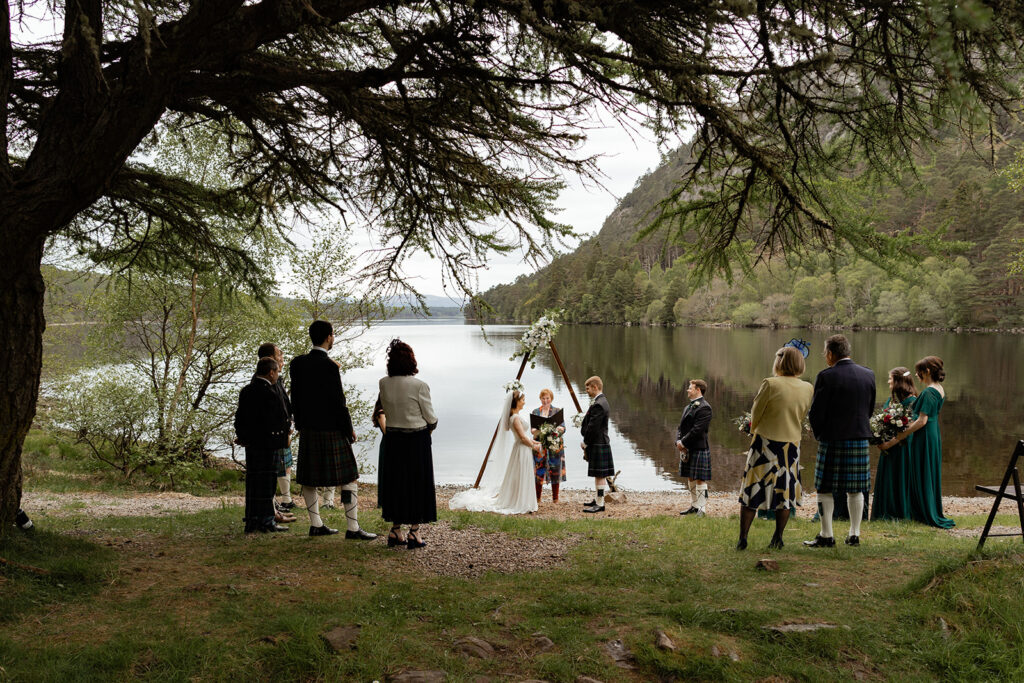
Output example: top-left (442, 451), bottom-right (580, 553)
top-left (378, 429), bottom-right (437, 525)
top-left (585, 443), bottom-right (615, 478)
top-left (295, 430), bottom-right (358, 487)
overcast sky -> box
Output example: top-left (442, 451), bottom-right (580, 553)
top-left (296, 123), bottom-right (666, 301)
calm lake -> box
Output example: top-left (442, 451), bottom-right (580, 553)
top-left (347, 322), bottom-right (1024, 496)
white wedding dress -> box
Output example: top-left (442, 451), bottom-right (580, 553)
top-left (450, 413), bottom-right (538, 515)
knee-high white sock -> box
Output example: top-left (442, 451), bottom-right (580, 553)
top-left (302, 486), bottom-right (323, 527)
top-left (277, 475), bottom-right (291, 502)
top-left (818, 493), bottom-right (834, 538)
top-left (848, 492), bottom-right (865, 536)
top-left (341, 482), bottom-right (360, 532)
top-left (321, 487), bottom-right (335, 507)
top-left (695, 484), bottom-right (708, 512)
top-left (595, 478), bottom-right (606, 506)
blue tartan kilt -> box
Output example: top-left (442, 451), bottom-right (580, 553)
top-left (295, 431), bottom-right (358, 487)
top-left (814, 440), bottom-right (871, 494)
top-left (273, 447), bottom-right (293, 477)
top-left (586, 443), bottom-right (615, 478)
top-left (680, 449), bottom-right (712, 481)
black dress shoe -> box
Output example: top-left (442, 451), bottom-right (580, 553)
top-left (345, 528), bottom-right (377, 540)
top-left (309, 525), bottom-right (339, 537)
top-left (277, 501), bottom-right (296, 511)
top-left (845, 535), bottom-right (860, 547)
top-left (583, 499), bottom-right (596, 508)
top-left (679, 507), bottom-right (700, 516)
top-left (736, 538), bottom-right (748, 550)
top-left (267, 523), bottom-right (289, 532)
top-left (582, 504), bottom-right (605, 513)
top-left (803, 535), bottom-right (835, 548)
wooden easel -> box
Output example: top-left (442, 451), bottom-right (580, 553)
top-left (976, 440), bottom-right (1024, 550)
top-left (473, 340), bottom-right (584, 488)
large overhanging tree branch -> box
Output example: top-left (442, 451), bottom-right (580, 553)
top-left (2, 0), bottom-right (1024, 534)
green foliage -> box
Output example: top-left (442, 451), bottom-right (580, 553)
top-left (480, 126), bottom-right (1024, 329)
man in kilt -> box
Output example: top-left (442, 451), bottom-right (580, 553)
top-left (806, 334), bottom-right (876, 548)
top-left (676, 379), bottom-right (713, 517)
top-left (580, 376), bottom-right (614, 513)
top-left (234, 357), bottom-right (291, 533)
top-left (289, 320), bottom-right (376, 540)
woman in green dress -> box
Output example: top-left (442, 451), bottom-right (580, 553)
top-left (870, 367), bottom-right (917, 521)
top-left (880, 356), bottom-right (954, 528)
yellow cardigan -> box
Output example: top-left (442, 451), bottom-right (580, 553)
top-left (750, 375), bottom-right (814, 444)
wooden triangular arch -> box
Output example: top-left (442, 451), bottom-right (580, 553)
top-left (473, 341), bottom-right (582, 488)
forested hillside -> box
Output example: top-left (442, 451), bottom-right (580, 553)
top-left (477, 132), bottom-right (1024, 329)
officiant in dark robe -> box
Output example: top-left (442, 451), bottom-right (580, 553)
top-left (531, 388), bottom-right (566, 503)
top-left (234, 356), bottom-right (291, 533)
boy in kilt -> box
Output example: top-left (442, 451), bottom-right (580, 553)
top-left (806, 334), bottom-right (875, 548)
top-left (234, 357), bottom-right (291, 533)
top-left (289, 320), bottom-right (376, 540)
top-left (676, 379), bottom-right (713, 516)
top-left (580, 376), bottom-right (614, 513)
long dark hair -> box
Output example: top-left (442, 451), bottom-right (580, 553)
top-left (889, 367), bottom-right (918, 403)
top-left (510, 390), bottom-right (523, 415)
top-left (386, 339), bottom-right (418, 376)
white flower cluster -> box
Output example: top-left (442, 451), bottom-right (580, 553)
top-left (502, 379), bottom-right (525, 394)
top-left (571, 412), bottom-right (585, 428)
top-left (508, 311), bottom-right (562, 368)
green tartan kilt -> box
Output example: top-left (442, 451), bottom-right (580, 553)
top-left (586, 443), bottom-right (615, 478)
top-left (814, 439), bottom-right (870, 494)
top-left (296, 430), bottom-right (358, 487)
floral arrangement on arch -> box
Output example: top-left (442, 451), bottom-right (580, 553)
top-left (508, 310), bottom-right (562, 368)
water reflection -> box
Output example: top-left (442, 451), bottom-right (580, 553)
top-left (535, 326), bottom-right (1024, 496)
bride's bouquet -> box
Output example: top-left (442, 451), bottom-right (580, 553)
top-left (537, 422), bottom-right (565, 453)
top-left (869, 402), bottom-right (914, 444)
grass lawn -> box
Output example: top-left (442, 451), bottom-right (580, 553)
top-left (4, 499), bottom-right (1024, 682)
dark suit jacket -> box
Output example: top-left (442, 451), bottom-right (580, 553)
top-left (289, 348), bottom-right (355, 437)
top-left (234, 377), bottom-right (290, 451)
top-left (676, 397), bottom-right (712, 451)
top-left (808, 358), bottom-right (876, 441)
top-left (275, 375), bottom-right (292, 423)
top-left (581, 394), bottom-right (611, 446)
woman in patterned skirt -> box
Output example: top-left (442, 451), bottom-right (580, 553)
top-left (737, 345), bottom-right (814, 550)
top-left (531, 388), bottom-right (566, 503)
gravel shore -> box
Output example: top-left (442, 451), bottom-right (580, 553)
top-left (22, 485), bottom-right (1018, 522)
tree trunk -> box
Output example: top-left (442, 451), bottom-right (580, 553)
top-left (0, 237), bottom-right (46, 536)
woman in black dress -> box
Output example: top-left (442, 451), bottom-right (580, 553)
top-left (376, 340), bottom-right (438, 549)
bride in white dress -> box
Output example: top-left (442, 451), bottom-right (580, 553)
top-left (449, 389), bottom-right (540, 515)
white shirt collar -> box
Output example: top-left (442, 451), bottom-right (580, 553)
top-left (257, 376), bottom-right (273, 385)
top-left (312, 346), bottom-right (329, 353)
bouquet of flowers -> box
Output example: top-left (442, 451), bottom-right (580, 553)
top-left (734, 412), bottom-right (752, 435)
top-left (537, 422), bottom-right (565, 453)
top-left (509, 310), bottom-right (562, 368)
top-left (571, 412), bottom-right (585, 429)
top-left (869, 401), bottom-right (915, 444)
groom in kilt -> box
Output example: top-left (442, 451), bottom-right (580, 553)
top-left (805, 334), bottom-right (875, 548)
top-left (676, 379), bottom-right (713, 517)
top-left (580, 376), bottom-right (614, 513)
top-left (289, 320), bottom-right (376, 540)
